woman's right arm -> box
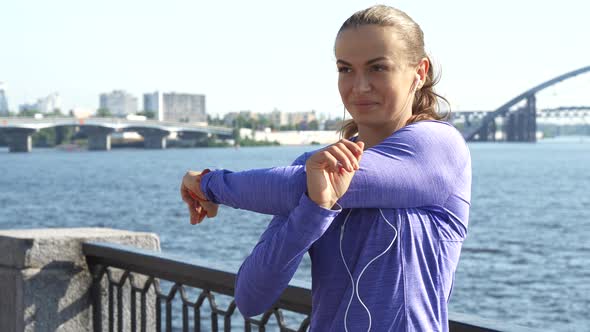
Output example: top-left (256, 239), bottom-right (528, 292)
top-left (234, 193), bottom-right (341, 317)
top-left (200, 122), bottom-right (469, 215)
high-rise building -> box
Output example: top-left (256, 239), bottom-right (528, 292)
top-left (99, 90), bottom-right (138, 117)
top-left (288, 110), bottom-right (317, 126)
top-left (0, 82), bottom-right (9, 116)
top-left (19, 103), bottom-right (37, 112)
top-left (269, 108), bottom-right (289, 127)
top-left (17, 92), bottom-right (62, 115)
top-left (36, 93), bottom-right (62, 114)
top-left (143, 92), bottom-right (164, 121)
top-left (223, 110), bottom-right (257, 127)
top-left (143, 91), bottom-right (206, 123)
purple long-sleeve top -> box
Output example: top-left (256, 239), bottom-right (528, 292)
top-left (200, 120), bottom-right (471, 331)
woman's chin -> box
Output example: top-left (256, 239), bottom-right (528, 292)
top-left (351, 117), bottom-right (385, 129)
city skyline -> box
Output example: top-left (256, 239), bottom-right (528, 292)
top-left (3, 87), bottom-right (338, 118)
top-left (1, 0), bottom-right (589, 117)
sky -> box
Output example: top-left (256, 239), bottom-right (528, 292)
top-left (1, 0), bottom-right (589, 117)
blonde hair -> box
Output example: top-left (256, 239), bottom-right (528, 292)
top-left (337, 5), bottom-right (450, 139)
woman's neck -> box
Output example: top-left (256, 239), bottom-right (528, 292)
top-left (356, 115), bottom-right (409, 149)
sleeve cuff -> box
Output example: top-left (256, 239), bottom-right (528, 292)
top-left (301, 192), bottom-right (343, 213)
top-left (200, 170), bottom-right (218, 203)
top-left (287, 193), bottom-right (342, 241)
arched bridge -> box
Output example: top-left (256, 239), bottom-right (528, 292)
top-left (0, 117), bottom-right (234, 152)
top-left (462, 65), bottom-right (590, 142)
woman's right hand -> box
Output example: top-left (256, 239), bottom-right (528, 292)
top-left (305, 139), bottom-right (364, 209)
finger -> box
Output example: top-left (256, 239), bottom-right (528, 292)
top-left (187, 189), bottom-right (202, 201)
top-left (339, 139), bottom-right (364, 158)
top-left (333, 142), bottom-right (358, 171)
top-left (182, 176), bottom-right (197, 199)
top-left (195, 202), bottom-right (207, 224)
top-left (346, 141), bottom-right (363, 167)
top-left (198, 198), bottom-right (209, 222)
top-left (201, 201), bottom-right (218, 218)
top-left (320, 150), bottom-right (341, 173)
top-left (356, 141), bottom-right (365, 151)
top-left (189, 202), bottom-right (199, 225)
top-left (328, 144), bottom-right (356, 172)
top-left (207, 207), bottom-right (218, 218)
top-left (340, 141), bottom-right (362, 170)
top-left (180, 184), bottom-right (194, 205)
top-left (355, 141), bottom-right (365, 164)
top-left (198, 206), bottom-right (207, 223)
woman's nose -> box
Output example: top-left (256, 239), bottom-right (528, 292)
top-left (352, 73), bottom-right (372, 93)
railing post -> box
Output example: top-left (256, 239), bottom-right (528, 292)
top-left (89, 264), bottom-right (104, 332)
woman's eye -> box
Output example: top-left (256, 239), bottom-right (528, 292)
top-left (371, 65), bottom-right (387, 72)
top-left (337, 67), bottom-right (351, 73)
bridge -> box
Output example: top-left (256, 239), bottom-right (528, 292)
top-left (536, 106), bottom-right (590, 119)
top-left (458, 65), bottom-right (590, 142)
top-left (453, 106), bottom-right (590, 138)
top-left (0, 117), bottom-right (234, 152)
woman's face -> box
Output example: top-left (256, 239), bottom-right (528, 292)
top-left (335, 25), bottom-right (417, 129)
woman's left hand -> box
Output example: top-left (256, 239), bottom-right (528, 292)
top-left (305, 139), bottom-right (364, 209)
top-left (181, 170), bottom-right (219, 224)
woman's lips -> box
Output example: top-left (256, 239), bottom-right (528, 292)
top-left (352, 99), bottom-right (379, 105)
top-left (351, 101), bottom-right (379, 111)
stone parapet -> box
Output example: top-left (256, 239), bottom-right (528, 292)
top-left (0, 228), bottom-right (160, 332)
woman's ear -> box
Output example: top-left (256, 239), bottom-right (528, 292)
top-left (416, 57), bottom-right (430, 88)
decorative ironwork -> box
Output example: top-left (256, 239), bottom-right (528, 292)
top-left (83, 241), bottom-right (535, 332)
top-left (83, 242), bottom-right (311, 332)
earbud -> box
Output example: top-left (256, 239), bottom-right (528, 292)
top-left (412, 74), bottom-right (421, 91)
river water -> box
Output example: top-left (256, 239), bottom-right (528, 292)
top-left (1, 137), bottom-right (588, 331)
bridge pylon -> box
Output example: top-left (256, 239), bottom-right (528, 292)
top-left (472, 116), bottom-right (497, 142)
top-left (505, 94), bottom-right (537, 142)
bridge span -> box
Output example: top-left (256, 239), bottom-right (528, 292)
top-left (453, 106), bottom-right (590, 124)
top-left (0, 117), bottom-right (233, 152)
top-left (460, 65), bottom-right (590, 142)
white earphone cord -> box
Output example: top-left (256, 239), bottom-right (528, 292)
top-left (340, 208), bottom-right (398, 332)
top-left (340, 105), bottom-right (346, 140)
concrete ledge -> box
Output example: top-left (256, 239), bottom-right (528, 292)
top-left (0, 228), bottom-right (159, 269)
top-left (0, 228), bottom-right (160, 332)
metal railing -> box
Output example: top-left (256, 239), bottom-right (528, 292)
top-left (83, 242), bottom-right (535, 332)
top-left (83, 242), bottom-right (310, 332)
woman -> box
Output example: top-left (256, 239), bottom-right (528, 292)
top-left (181, 5), bottom-right (471, 331)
